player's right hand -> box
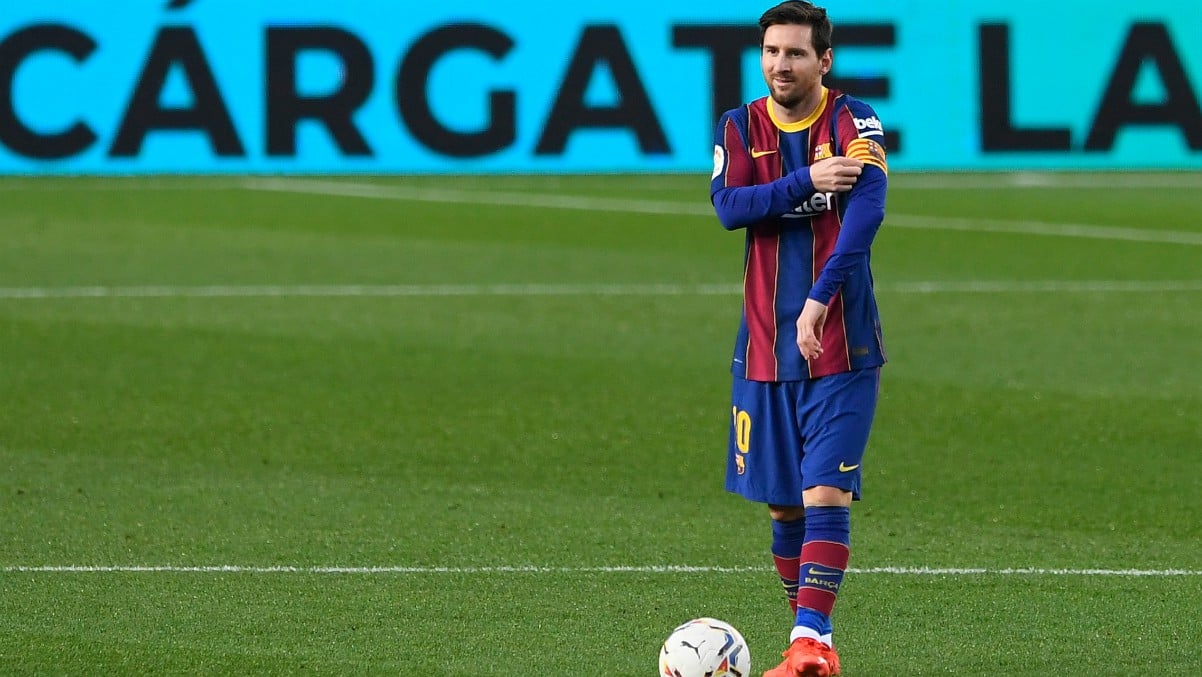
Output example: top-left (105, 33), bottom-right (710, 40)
top-left (808, 156), bottom-right (863, 192)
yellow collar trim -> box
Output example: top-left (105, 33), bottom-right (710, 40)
top-left (767, 87), bottom-right (828, 132)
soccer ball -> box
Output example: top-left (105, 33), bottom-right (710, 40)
top-left (659, 617), bottom-right (751, 677)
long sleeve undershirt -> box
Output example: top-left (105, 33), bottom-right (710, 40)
top-left (711, 168), bottom-right (816, 231)
top-left (710, 165), bottom-right (888, 305)
top-left (809, 166), bottom-right (887, 304)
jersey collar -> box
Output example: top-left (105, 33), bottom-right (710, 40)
top-left (767, 87), bottom-right (828, 132)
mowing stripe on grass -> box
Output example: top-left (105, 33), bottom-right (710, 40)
top-left (0, 178), bottom-right (245, 192)
top-left (4, 565), bottom-right (1202, 576)
top-left (0, 283), bottom-right (739, 299)
top-left (3, 280), bottom-right (1202, 300)
top-left (7, 173), bottom-right (1202, 192)
top-left (240, 178), bottom-right (1202, 247)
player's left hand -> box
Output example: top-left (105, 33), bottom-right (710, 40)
top-left (796, 298), bottom-right (828, 360)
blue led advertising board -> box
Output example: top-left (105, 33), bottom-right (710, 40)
top-left (2, 0), bottom-right (1200, 173)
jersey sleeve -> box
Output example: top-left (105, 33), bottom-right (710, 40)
top-left (710, 109), bottom-right (753, 191)
top-left (709, 109), bottom-right (816, 231)
top-left (833, 98), bottom-right (888, 175)
top-left (808, 99), bottom-right (889, 305)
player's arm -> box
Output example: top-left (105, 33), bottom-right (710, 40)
top-left (711, 171), bottom-right (816, 231)
top-left (797, 104), bottom-right (888, 360)
top-left (809, 106), bottom-right (889, 305)
top-left (708, 111), bottom-right (860, 231)
top-left (796, 163), bottom-right (886, 360)
top-left (808, 161), bottom-right (886, 305)
top-left (711, 159), bottom-right (863, 231)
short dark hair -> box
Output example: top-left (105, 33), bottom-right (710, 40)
top-left (758, 1), bottom-right (833, 54)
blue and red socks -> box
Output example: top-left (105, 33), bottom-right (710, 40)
top-left (790, 505), bottom-right (850, 645)
top-left (770, 517), bottom-right (807, 613)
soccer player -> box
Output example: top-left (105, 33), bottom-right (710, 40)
top-left (709, 2), bottom-right (889, 675)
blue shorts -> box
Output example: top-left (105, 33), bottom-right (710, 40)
top-left (726, 367), bottom-right (880, 505)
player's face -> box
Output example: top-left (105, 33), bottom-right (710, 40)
top-left (761, 24), bottom-right (831, 111)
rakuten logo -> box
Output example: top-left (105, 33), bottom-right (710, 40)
top-left (784, 191), bottom-right (835, 218)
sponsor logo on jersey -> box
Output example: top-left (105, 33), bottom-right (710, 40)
top-left (784, 191), bottom-right (835, 219)
top-left (854, 115), bottom-right (884, 138)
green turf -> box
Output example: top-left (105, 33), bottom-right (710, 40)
top-left (2, 174), bottom-right (1201, 675)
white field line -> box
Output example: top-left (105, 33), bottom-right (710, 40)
top-left (893, 172), bottom-right (1202, 190)
top-left (888, 280), bottom-right (1202, 293)
top-left (4, 564), bottom-right (1201, 576)
top-left (885, 214), bottom-right (1202, 246)
top-left (242, 177), bottom-right (708, 216)
top-left (239, 178), bottom-right (1202, 247)
top-left (3, 280), bottom-right (1202, 300)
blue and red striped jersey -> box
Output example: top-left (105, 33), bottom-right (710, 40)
top-left (710, 88), bottom-right (888, 382)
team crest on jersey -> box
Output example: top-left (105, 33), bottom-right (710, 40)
top-left (864, 139), bottom-right (886, 165)
top-left (813, 142), bottom-right (832, 161)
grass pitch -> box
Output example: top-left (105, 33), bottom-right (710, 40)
top-left (2, 172), bottom-right (1201, 675)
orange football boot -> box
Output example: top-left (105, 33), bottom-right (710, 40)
top-left (762, 637), bottom-right (841, 677)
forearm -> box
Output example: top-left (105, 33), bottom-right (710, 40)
top-left (809, 168), bottom-right (887, 304)
top-left (711, 169), bottom-right (815, 231)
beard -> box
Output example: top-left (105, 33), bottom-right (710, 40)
top-left (766, 74), bottom-right (807, 110)
top-left (769, 86), bottom-right (803, 110)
